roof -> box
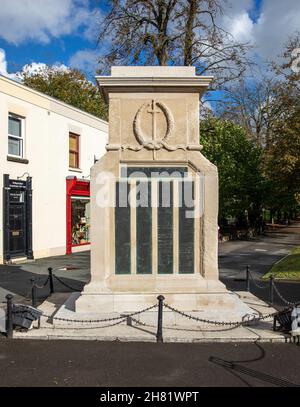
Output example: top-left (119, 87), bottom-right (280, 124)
top-left (0, 74), bottom-right (108, 132)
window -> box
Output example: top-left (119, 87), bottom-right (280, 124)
top-left (69, 133), bottom-right (80, 168)
top-left (8, 114), bottom-right (24, 157)
top-left (71, 198), bottom-right (90, 245)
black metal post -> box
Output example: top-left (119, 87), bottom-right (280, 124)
top-left (246, 265), bottom-right (250, 292)
top-left (31, 278), bottom-right (37, 308)
top-left (6, 294), bottom-right (13, 339)
top-left (156, 295), bottom-right (165, 343)
top-left (3, 174), bottom-right (11, 262)
top-left (48, 267), bottom-right (54, 294)
top-left (269, 276), bottom-right (274, 305)
top-left (26, 176), bottom-right (34, 260)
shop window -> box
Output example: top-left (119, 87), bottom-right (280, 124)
top-left (71, 198), bottom-right (90, 245)
top-left (8, 114), bottom-right (25, 158)
top-left (69, 133), bottom-right (80, 168)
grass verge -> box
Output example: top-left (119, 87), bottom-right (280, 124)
top-left (263, 247), bottom-right (300, 280)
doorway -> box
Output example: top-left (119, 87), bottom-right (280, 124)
top-left (3, 175), bottom-right (33, 262)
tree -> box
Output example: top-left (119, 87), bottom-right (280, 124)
top-left (263, 89), bottom-right (300, 219)
top-left (97, 0), bottom-right (252, 86)
top-left (218, 76), bottom-right (281, 148)
top-left (261, 34), bottom-right (300, 219)
top-left (217, 33), bottom-right (300, 221)
top-left (19, 65), bottom-right (108, 120)
top-left (200, 117), bottom-right (266, 226)
top-left (272, 32), bottom-right (300, 90)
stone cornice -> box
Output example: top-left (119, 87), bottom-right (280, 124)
top-left (96, 76), bottom-right (214, 103)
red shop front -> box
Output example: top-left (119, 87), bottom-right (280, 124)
top-left (66, 177), bottom-right (90, 255)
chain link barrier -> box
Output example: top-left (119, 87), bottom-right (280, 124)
top-left (248, 271), bottom-right (269, 290)
top-left (163, 303), bottom-right (278, 328)
top-left (40, 303), bottom-right (158, 324)
top-left (43, 318), bottom-right (128, 330)
top-left (33, 276), bottom-right (50, 290)
top-left (52, 274), bottom-right (81, 292)
top-left (271, 279), bottom-right (300, 307)
top-left (246, 267), bottom-right (300, 308)
top-left (16, 264), bottom-right (300, 333)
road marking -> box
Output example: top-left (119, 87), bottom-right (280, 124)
top-left (254, 249), bottom-right (267, 252)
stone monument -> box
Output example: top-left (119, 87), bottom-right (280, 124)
top-left (75, 66), bottom-right (254, 320)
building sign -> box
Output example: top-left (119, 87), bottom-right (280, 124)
top-left (9, 179), bottom-right (27, 189)
top-left (9, 190), bottom-right (25, 203)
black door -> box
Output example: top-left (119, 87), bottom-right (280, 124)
top-left (9, 199), bottom-right (26, 257)
top-left (3, 175), bottom-right (33, 262)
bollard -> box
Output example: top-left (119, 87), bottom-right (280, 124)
top-left (6, 294), bottom-right (13, 339)
top-left (31, 278), bottom-right (37, 308)
top-left (156, 295), bottom-right (165, 343)
top-left (48, 267), bottom-right (54, 294)
top-left (246, 265), bottom-right (250, 292)
top-left (269, 276), bottom-right (274, 305)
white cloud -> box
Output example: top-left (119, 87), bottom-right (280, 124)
top-left (69, 48), bottom-right (99, 75)
top-left (0, 49), bottom-right (11, 77)
top-left (224, 12), bottom-right (254, 43)
top-left (223, 0), bottom-right (300, 62)
top-left (253, 0), bottom-right (300, 60)
top-left (0, 48), bottom-right (68, 80)
top-left (20, 62), bottom-right (69, 76)
top-left (0, 0), bottom-right (99, 45)
top-left (0, 48), bottom-right (20, 79)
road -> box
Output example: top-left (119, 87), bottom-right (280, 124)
top-left (219, 223), bottom-right (300, 307)
top-left (0, 339), bottom-right (299, 387)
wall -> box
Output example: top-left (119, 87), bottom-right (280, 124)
top-left (0, 75), bottom-right (108, 263)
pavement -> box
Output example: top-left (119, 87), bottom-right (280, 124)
top-left (0, 339), bottom-right (299, 387)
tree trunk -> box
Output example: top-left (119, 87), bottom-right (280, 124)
top-left (184, 0), bottom-right (197, 66)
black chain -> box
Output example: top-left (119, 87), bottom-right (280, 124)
top-left (248, 271), bottom-right (269, 290)
top-left (52, 274), bottom-right (82, 292)
top-left (130, 316), bottom-right (254, 333)
top-left (41, 303), bottom-right (158, 323)
top-left (164, 303), bottom-right (278, 327)
top-left (11, 309), bottom-right (128, 329)
top-left (48, 318), bottom-right (128, 330)
top-left (33, 276), bottom-right (50, 289)
top-left (272, 280), bottom-right (300, 307)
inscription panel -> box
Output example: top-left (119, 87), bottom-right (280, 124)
top-left (179, 181), bottom-right (194, 274)
top-left (136, 181), bottom-right (152, 274)
top-left (158, 181), bottom-right (173, 274)
top-left (115, 182), bottom-right (131, 274)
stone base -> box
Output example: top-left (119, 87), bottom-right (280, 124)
top-left (53, 290), bottom-right (258, 328)
top-left (70, 279), bottom-right (258, 326)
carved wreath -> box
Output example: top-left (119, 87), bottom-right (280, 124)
top-left (121, 101), bottom-right (187, 151)
top-left (134, 101), bottom-right (174, 150)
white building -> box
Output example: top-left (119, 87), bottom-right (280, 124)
top-left (0, 74), bottom-right (108, 264)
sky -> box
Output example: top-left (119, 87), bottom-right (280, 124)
top-left (0, 0), bottom-right (300, 83)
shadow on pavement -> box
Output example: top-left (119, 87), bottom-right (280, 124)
top-left (209, 342), bottom-right (300, 387)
